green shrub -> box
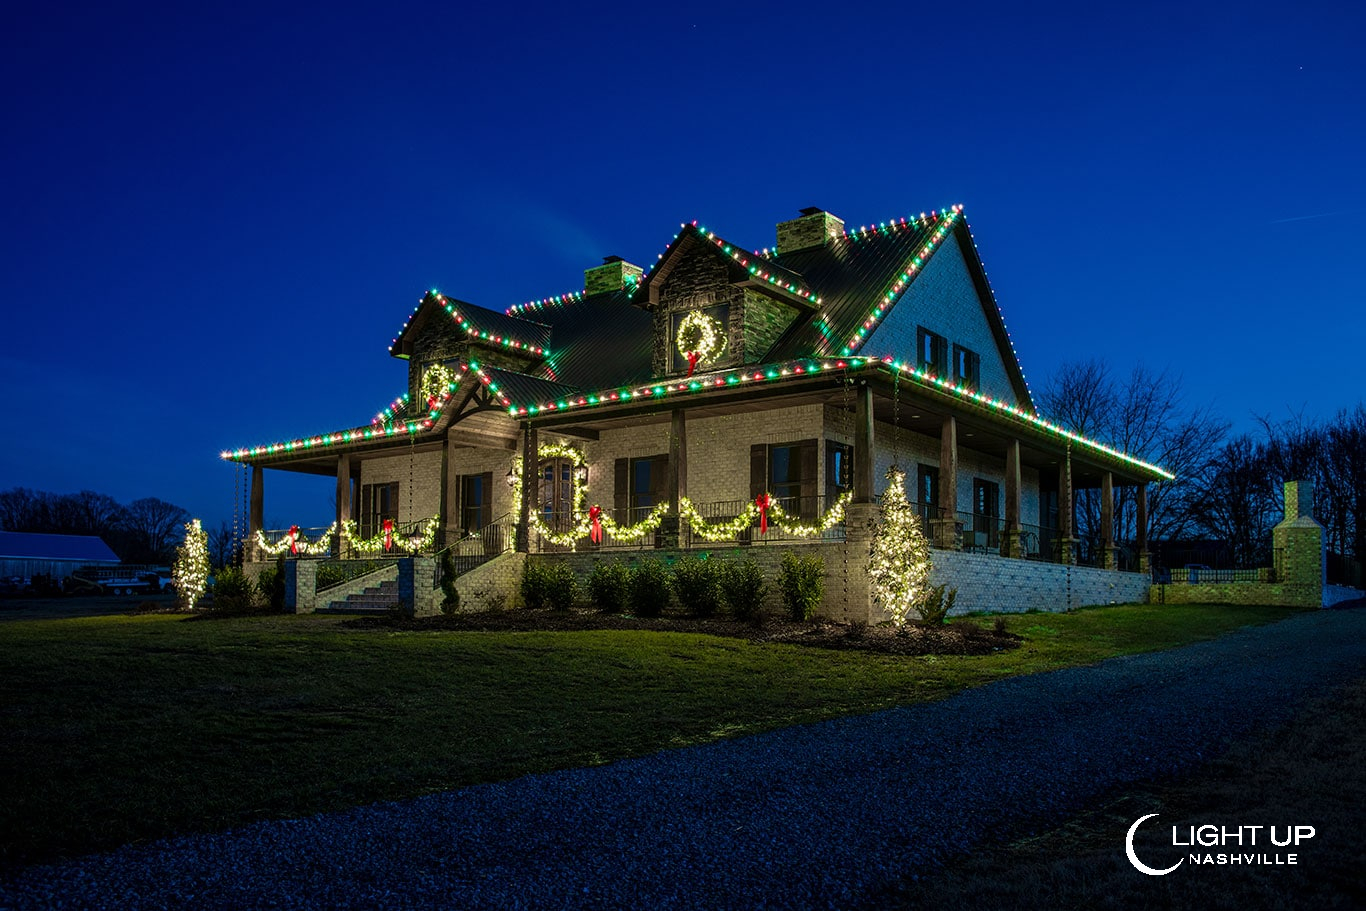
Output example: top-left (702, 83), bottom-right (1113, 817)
top-left (720, 559), bottom-right (767, 621)
top-left (522, 561), bottom-right (577, 611)
top-left (917, 583), bottom-right (957, 624)
top-left (588, 561), bottom-right (631, 613)
top-left (521, 561), bottom-right (551, 610)
top-left (629, 559), bottom-right (671, 617)
top-left (256, 557), bottom-right (286, 612)
top-left (543, 563), bottom-right (578, 612)
top-left (439, 550), bottom-right (460, 616)
top-left (777, 552), bottom-right (824, 622)
top-left (211, 566), bottom-right (255, 612)
top-left (671, 554), bottom-right (723, 617)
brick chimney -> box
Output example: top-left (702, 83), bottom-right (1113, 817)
top-left (585, 255), bottom-right (645, 296)
top-left (776, 207), bottom-right (845, 253)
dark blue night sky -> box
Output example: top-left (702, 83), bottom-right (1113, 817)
top-left (3, 1), bottom-right (1362, 529)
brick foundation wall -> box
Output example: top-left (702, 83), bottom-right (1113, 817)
top-left (931, 550), bottom-right (1150, 614)
top-left (1150, 581), bottom-right (1321, 608)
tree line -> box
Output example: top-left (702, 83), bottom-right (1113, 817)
top-left (1042, 360), bottom-right (1364, 578)
top-left (0, 489), bottom-right (238, 566)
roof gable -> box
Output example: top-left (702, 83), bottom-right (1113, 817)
top-left (390, 292), bottom-right (550, 360)
top-left (636, 223), bottom-right (821, 311)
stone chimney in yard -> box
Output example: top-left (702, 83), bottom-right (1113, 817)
top-left (585, 255), bottom-right (644, 296)
top-left (776, 207), bottom-right (845, 253)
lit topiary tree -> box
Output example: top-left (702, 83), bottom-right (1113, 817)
top-left (172, 519), bottom-right (210, 610)
top-left (868, 466), bottom-right (933, 624)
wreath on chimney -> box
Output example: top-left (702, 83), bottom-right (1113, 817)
top-left (676, 310), bottom-right (727, 377)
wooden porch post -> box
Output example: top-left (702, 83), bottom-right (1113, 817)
top-left (1101, 470), bottom-right (1116, 569)
top-left (1058, 447), bottom-right (1075, 564)
top-left (853, 382), bottom-right (875, 504)
top-left (516, 426), bottom-right (537, 553)
top-left (936, 415), bottom-right (960, 549)
top-left (1004, 439), bottom-right (1023, 557)
top-left (440, 438), bottom-right (457, 551)
top-left (249, 465), bottom-right (264, 562)
top-left (1136, 482), bottom-right (1150, 572)
top-left (333, 454), bottom-right (351, 558)
top-left (665, 408), bottom-right (687, 545)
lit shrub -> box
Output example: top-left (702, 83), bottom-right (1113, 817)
top-left (629, 559), bottom-right (671, 617)
top-left (588, 561), bottom-right (631, 613)
top-left (720, 559), bottom-right (767, 621)
top-left (671, 554), bottom-right (723, 617)
top-left (778, 552), bottom-right (824, 622)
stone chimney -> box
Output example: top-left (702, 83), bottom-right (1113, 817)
top-left (1283, 480), bottom-right (1316, 523)
top-left (585, 255), bottom-right (644, 296)
top-left (776, 207), bottom-right (845, 254)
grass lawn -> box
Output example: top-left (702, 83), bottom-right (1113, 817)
top-left (0, 602), bottom-right (1299, 869)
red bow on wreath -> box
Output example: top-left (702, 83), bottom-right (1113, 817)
top-left (755, 493), bottom-right (773, 535)
top-left (288, 525), bottom-right (299, 555)
top-left (588, 505), bottom-right (603, 544)
top-left (382, 518), bottom-right (394, 552)
top-left (685, 351), bottom-right (701, 378)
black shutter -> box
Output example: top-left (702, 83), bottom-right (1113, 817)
top-left (614, 458), bottom-right (629, 520)
top-left (798, 439), bottom-right (818, 515)
top-left (480, 472), bottom-right (493, 528)
top-left (649, 455), bottom-right (670, 505)
top-left (750, 444), bottom-right (767, 500)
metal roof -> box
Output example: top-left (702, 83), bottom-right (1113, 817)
top-left (767, 213), bottom-right (950, 359)
top-left (0, 532), bottom-right (120, 563)
top-left (523, 288), bottom-right (656, 390)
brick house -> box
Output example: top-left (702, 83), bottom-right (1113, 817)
top-left (226, 206), bottom-right (1170, 618)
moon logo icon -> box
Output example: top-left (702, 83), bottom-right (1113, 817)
top-left (1126, 813), bottom-right (1184, 876)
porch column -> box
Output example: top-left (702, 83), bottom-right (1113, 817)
top-left (249, 465), bottom-right (264, 561)
top-left (1101, 471), bottom-right (1116, 569)
top-left (1058, 447), bottom-right (1075, 564)
top-left (853, 382), bottom-right (875, 504)
top-left (1136, 483), bottom-right (1150, 573)
top-left (665, 408), bottom-right (687, 546)
top-left (333, 454), bottom-right (352, 558)
top-left (1003, 439), bottom-right (1023, 558)
top-left (935, 415), bottom-right (960, 549)
top-left (440, 439), bottom-right (458, 551)
top-left (516, 425), bottom-right (537, 553)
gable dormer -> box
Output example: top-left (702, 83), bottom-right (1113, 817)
top-left (635, 223), bottom-right (821, 378)
top-left (390, 291), bottom-right (550, 408)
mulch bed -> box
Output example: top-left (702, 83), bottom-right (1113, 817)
top-left (341, 609), bottom-right (1021, 656)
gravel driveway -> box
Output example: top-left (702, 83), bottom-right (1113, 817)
top-left (4, 607), bottom-right (1364, 910)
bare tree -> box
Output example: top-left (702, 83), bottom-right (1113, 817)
top-left (207, 519), bottom-right (243, 569)
top-left (1192, 434), bottom-right (1277, 567)
top-left (123, 497), bottom-right (190, 563)
top-left (1040, 360), bottom-right (1227, 550)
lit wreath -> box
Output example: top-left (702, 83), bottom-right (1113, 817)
top-left (675, 311), bottom-right (727, 375)
top-left (420, 364), bottom-right (455, 405)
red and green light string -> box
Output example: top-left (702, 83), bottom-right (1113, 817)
top-left (223, 373), bottom-right (464, 462)
top-left (390, 291), bottom-right (547, 356)
top-left (507, 289), bottom-right (584, 317)
top-left (840, 206), bottom-right (963, 356)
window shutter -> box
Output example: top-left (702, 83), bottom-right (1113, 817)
top-left (480, 472), bottom-right (493, 528)
top-left (798, 439), bottom-right (818, 511)
top-left (614, 458), bottom-right (629, 519)
top-left (750, 444), bottom-right (767, 500)
top-left (649, 455), bottom-right (670, 503)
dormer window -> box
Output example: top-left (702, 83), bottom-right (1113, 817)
top-left (953, 344), bottom-right (980, 391)
top-left (917, 327), bottom-right (948, 378)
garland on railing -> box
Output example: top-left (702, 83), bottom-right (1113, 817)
top-left (256, 524), bottom-right (336, 556)
top-left (340, 517), bottom-right (441, 555)
top-left (675, 492), bottom-right (853, 541)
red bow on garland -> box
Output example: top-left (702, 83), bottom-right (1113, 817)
top-left (755, 493), bottom-right (773, 535)
top-left (588, 505), bottom-right (603, 544)
top-left (382, 518), bottom-right (394, 552)
top-left (685, 351), bottom-right (701, 378)
top-left (288, 525), bottom-right (299, 555)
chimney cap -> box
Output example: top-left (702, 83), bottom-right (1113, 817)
top-left (602, 255), bottom-right (624, 264)
top-left (798, 206), bottom-right (825, 216)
